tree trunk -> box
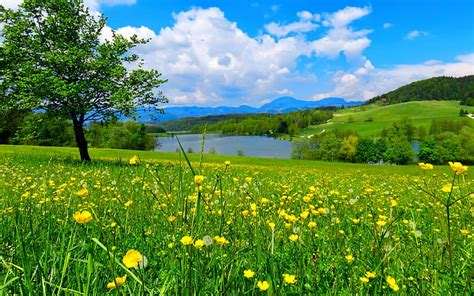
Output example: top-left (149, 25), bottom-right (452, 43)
top-left (72, 118), bottom-right (91, 162)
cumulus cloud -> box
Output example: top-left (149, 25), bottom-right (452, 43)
top-left (117, 7), bottom-right (316, 105)
top-left (265, 11), bottom-right (320, 37)
top-left (312, 54), bottom-right (474, 101)
top-left (383, 22), bottom-right (393, 29)
top-left (111, 6), bottom-right (376, 105)
top-left (406, 30), bottom-right (428, 40)
top-left (311, 6), bottom-right (372, 59)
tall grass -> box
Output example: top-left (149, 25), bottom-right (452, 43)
top-left (0, 150), bottom-right (472, 294)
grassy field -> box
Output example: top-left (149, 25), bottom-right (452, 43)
top-left (0, 145), bottom-right (472, 294)
top-left (300, 101), bottom-right (473, 137)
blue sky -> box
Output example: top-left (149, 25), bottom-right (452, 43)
top-left (3, 0), bottom-right (474, 106)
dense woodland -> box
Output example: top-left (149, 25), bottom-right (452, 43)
top-left (155, 114), bottom-right (250, 132)
top-left (189, 108), bottom-right (335, 136)
top-left (367, 75), bottom-right (474, 105)
top-left (0, 109), bottom-right (156, 150)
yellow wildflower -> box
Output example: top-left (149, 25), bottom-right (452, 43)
top-left (448, 161), bottom-right (468, 174)
top-left (366, 271), bottom-right (377, 278)
top-left (243, 269), bottom-right (255, 278)
top-left (283, 273), bottom-right (297, 284)
top-left (386, 276), bottom-right (399, 291)
top-left (257, 281), bottom-right (270, 291)
top-left (73, 210), bottom-right (93, 224)
top-left (289, 234), bottom-right (299, 242)
top-left (194, 175), bottom-right (204, 184)
top-left (214, 236), bottom-right (230, 245)
top-left (106, 275), bottom-right (127, 289)
top-left (345, 255), bottom-right (354, 264)
top-left (308, 221), bottom-right (317, 228)
top-left (441, 184), bottom-right (452, 193)
top-left (194, 239), bottom-right (204, 250)
top-left (267, 222), bottom-right (276, 229)
top-left (122, 250), bottom-right (142, 268)
top-left (76, 188), bottom-right (89, 197)
top-left (418, 162), bottom-right (433, 170)
top-left (224, 160), bottom-right (231, 165)
top-left (124, 200), bottom-right (133, 207)
top-left (129, 155), bottom-right (139, 165)
top-left (360, 277), bottom-right (369, 283)
top-left (180, 235), bottom-right (194, 245)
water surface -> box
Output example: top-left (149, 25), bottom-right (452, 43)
top-left (155, 134), bottom-right (292, 159)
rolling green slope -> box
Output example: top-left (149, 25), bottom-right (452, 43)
top-left (300, 101), bottom-right (473, 137)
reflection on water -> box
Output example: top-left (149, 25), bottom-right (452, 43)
top-left (155, 134), bottom-right (292, 159)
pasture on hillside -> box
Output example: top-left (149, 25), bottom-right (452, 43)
top-left (0, 146), bottom-right (472, 294)
top-left (301, 101), bottom-right (472, 137)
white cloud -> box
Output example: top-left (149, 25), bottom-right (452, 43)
top-left (312, 54), bottom-right (474, 101)
top-left (116, 7), bottom-right (315, 105)
top-left (265, 11), bottom-right (320, 37)
top-left (406, 30), bottom-right (428, 40)
top-left (383, 22), bottom-right (393, 29)
top-left (326, 6), bottom-right (371, 28)
top-left (105, 6), bottom-right (374, 105)
top-left (310, 6), bottom-right (372, 59)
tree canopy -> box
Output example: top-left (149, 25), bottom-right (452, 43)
top-left (367, 75), bottom-right (474, 106)
top-left (0, 0), bottom-right (167, 161)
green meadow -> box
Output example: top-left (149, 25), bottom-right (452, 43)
top-left (300, 101), bottom-right (472, 137)
top-left (0, 145), bottom-right (472, 294)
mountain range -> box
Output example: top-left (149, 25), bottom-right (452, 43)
top-left (136, 97), bottom-right (363, 122)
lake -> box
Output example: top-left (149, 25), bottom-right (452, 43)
top-left (155, 134), bottom-right (292, 158)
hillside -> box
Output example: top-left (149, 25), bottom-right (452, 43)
top-left (367, 75), bottom-right (474, 105)
top-left (300, 100), bottom-right (473, 137)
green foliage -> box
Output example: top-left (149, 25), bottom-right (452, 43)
top-left (146, 125), bottom-right (166, 133)
top-left (367, 75), bottom-right (474, 105)
top-left (12, 112), bottom-right (76, 147)
top-left (430, 118), bottom-right (471, 135)
top-left (339, 135), bottom-right (358, 162)
top-left (87, 121), bottom-right (156, 151)
top-left (419, 122), bottom-right (474, 164)
top-left (192, 109), bottom-right (333, 136)
top-left (319, 132), bottom-right (341, 162)
top-left (381, 119), bottom-right (416, 141)
top-left (0, 0), bottom-right (167, 161)
top-left (355, 139), bottom-right (385, 163)
top-left (0, 109), bottom-right (30, 144)
top-left (382, 137), bottom-right (414, 165)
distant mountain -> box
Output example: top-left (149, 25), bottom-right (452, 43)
top-left (135, 97), bottom-right (363, 122)
top-left (367, 75), bottom-right (474, 106)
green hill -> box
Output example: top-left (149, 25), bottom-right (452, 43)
top-left (300, 100), bottom-right (473, 137)
top-left (367, 75), bottom-right (474, 105)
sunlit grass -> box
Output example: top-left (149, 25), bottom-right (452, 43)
top-left (0, 146), bottom-right (472, 294)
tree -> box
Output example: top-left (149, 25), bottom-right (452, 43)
top-left (339, 135), bottom-right (358, 162)
top-left (319, 132), bottom-right (341, 162)
top-left (0, 0), bottom-right (167, 161)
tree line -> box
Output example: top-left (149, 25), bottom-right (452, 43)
top-left (190, 108), bottom-right (335, 136)
top-left (0, 109), bottom-right (157, 150)
top-left (367, 75), bottom-right (474, 106)
top-left (292, 118), bottom-right (474, 165)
